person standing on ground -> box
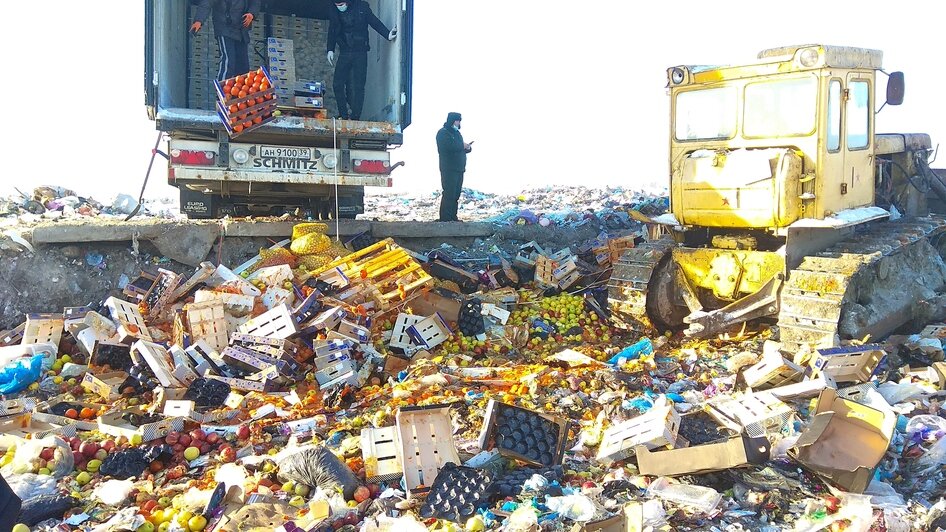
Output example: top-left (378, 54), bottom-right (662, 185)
top-left (436, 112), bottom-right (473, 222)
top-left (326, 0), bottom-right (398, 120)
top-left (191, 0), bottom-right (261, 81)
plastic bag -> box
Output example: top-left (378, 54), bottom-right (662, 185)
top-left (93, 479), bottom-right (135, 506)
top-left (4, 436), bottom-right (74, 479)
top-left (5, 473), bottom-right (58, 501)
top-left (19, 493), bottom-right (79, 526)
top-left (0, 354), bottom-right (44, 394)
top-left (277, 445), bottom-right (360, 500)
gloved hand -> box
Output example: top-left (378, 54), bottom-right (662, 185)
top-left (327, 51), bottom-right (335, 66)
top-left (388, 27), bottom-right (398, 41)
top-left (190, 21), bottom-right (202, 33)
top-left (242, 13), bottom-right (254, 27)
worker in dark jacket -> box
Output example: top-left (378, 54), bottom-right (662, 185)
top-left (0, 471), bottom-right (22, 531)
top-left (327, 0), bottom-right (397, 120)
top-left (191, 0), bottom-right (261, 80)
top-left (436, 112), bottom-right (473, 222)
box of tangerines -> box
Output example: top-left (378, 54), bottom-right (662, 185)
top-left (213, 67), bottom-right (279, 137)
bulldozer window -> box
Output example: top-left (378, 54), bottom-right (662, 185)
top-left (743, 76), bottom-right (818, 138)
top-left (847, 80), bottom-right (870, 150)
top-left (674, 87), bottom-right (737, 141)
top-left (827, 79), bottom-right (842, 152)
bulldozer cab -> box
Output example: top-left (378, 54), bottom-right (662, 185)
top-left (667, 45), bottom-right (893, 230)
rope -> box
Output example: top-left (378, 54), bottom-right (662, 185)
top-left (333, 118), bottom-right (340, 241)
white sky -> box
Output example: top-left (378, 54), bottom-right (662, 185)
top-left (2, 1), bottom-right (945, 203)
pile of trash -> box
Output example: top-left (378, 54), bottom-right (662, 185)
top-left (1, 221), bottom-right (945, 532)
top-left (364, 186), bottom-right (668, 225)
top-left (0, 186), bottom-right (170, 225)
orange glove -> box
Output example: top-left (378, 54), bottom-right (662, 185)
top-left (242, 13), bottom-right (254, 27)
top-left (190, 21), bottom-right (202, 33)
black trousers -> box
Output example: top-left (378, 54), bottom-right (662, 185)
top-left (439, 170), bottom-right (464, 221)
top-left (333, 51), bottom-right (368, 120)
top-left (217, 35), bottom-right (250, 81)
top-left (0, 472), bottom-right (22, 531)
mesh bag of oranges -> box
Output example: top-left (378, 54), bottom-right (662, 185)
top-left (291, 232), bottom-right (332, 255)
top-left (247, 247), bottom-right (298, 273)
top-left (298, 254), bottom-right (334, 272)
top-left (292, 222), bottom-right (329, 241)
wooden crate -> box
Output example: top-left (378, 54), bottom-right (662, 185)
top-left (22, 313), bottom-right (64, 346)
top-left (705, 391), bottom-right (793, 439)
top-left (396, 404), bottom-right (460, 496)
top-left (362, 426), bottom-right (403, 482)
top-left (534, 255), bottom-right (558, 289)
top-left (238, 303), bottom-right (298, 339)
top-left (743, 348), bottom-right (805, 389)
top-left (389, 313), bottom-right (424, 350)
top-left (105, 297), bottom-right (153, 343)
top-left (187, 300), bottom-right (229, 352)
top-left (811, 344), bottom-right (886, 384)
top-left (597, 404), bottom-right (680, 463)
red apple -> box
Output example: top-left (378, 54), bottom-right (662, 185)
top-left (178, 434), bottom-right (192, 447)
top-left (345, 513), bottom-right (360, 526)
top-left (218, 445), bottom-right (236, 463)
top-left (172, 443), bottom-right (185, 453)
top-left (79, 441), bottom-right (99, 459)
top-left (72, 450), bottom-right (84, 465)
top-left (367, 484), bottom-right (381, 498)
top-left (69, 437), bottom-right (82, 451)
top-left (189, 429), bottom-right (206, 442)
top-left (40, 447), bottom-right (56, 461)
top-left (199, 443), bottom-right (211, 455)
top-left (205, 432), bottom-right (220, 445)
top-left (165, 432), bottom-right (180, 446)
top-left (236, 425), bottom-right (250, 440)
top-left (582, 481), bottom-right (597, 490)
top-left (353, 486), bottom-right (371, 503)
top-left (101, 440), bottom-right (117, 453)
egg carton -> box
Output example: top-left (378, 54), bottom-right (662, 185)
top-left (418, 463), bottom-right (494, 523)
top-left (479, 400), bottom-right (568, 467)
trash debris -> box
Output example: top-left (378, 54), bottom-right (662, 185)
top-left (0, 216), bottom-right (944, 532)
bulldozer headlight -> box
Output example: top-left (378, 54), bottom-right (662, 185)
top-left (670, 67), bottom-right (686, 85)
top-left (798, 47), bottom-right (820, 68)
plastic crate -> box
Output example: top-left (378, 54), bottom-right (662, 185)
top-left (396, 404), bottom-right (460, 496)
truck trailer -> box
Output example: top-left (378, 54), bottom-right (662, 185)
top-left (145, 0), bottom-right (413, 219)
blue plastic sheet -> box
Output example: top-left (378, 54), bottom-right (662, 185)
top-left (607, 338), bottom-right (653, 365)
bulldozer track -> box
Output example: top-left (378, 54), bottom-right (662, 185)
top-left (607, 238), bottom-right (675, 331)
top-left (778, 217), bottom-right (946, 351)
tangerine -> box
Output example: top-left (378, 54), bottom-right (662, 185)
top-left (238, 90), bottom-right (248, 99)
top-left (260, 82), bottom-right (270, 91)
top-left (80, 407), bottom-right (96, 420)
top-left (250, 83), bottom-right (260, 93)
top-left (253, 116), bottom-right (263, 124)
top-left (235, 76), bottom-right (246, 86)
top-left (228, 104), bottom-right (239, 113)
top-left (64, 408), bottom-right (79, 419)
top-left (230, 86), bottom-right (240, 97)
top-left (256, 96), bottom-right (265, 105)
top-left (233, 124), bottom-right (244, 133)
top-left (224, 79), bottom-right (235, 89)
top-left (237, 102), bottom-right (248, 110)
top-left (243, 120), bottom-right (253, 128)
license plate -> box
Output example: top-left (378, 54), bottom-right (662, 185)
top-left (259, 146), bottom-right (312, 159)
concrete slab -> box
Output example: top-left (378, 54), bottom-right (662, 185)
top-left (370, 221), bottom-right (495, 238)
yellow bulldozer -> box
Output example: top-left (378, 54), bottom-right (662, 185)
top-left (609, 44), bottom-right (946, 351)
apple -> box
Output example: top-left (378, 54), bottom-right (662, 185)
top-left (581, 481), bottom-right (597, 490)
top-left (236, 425), bottom-right (250, 440)
top-left (219, 445), bottom-right (236, 463)
top-left (72, 450), bottom-right (84, 465)
top-left (172, 443), bottom-right (185, 453)
top-left (345, 513), bottom-right (360, 526)
top-left (40, 447), bottom-right (56, 461)
top-left (178, 434), bottom-right (192, 447)
top-left (95, 449), bottom-right (109, 461)
top-left (205, 432), bottom-right (220, 445)
top-left (367, 484), bottom-right (381, 498)
top-left (101, 440), bottom-right (117, 453)
top-left (79, 442), bottom-right (100, 459)
top-left (164, 432), bottom-right (180, 446)
top-left (184, 447), bottom-right (200, 461)
top-left (69, 437), bottom-right (82, 452)
top-left (199, 443), bottom-right (211, 455)
top-left (189, 429), bottom-right (206, 442)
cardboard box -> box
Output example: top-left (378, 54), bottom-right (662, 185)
top-left (34, 395), bottom-right (106, 431)
top-left (743, 347), bottom-right (805, 389)
top-left (396, 404), bottom-right (461, 496)
top-left (811, 344), bottom-right (886, 384)
top-left (131, 340), bottom-right (182, 388)
top-left (389, 313), bottom-right (423, 350)
top-left (163, 400), bottom-right (238, 424)
top-left (904, 362), bottom-right (946, 389)
top-left (81, 371), bottom-right (131, 400)
top-left (22, 313), bottom-right (64, 346)
top-left (705, 391), bottom-right (793, 439)
top-left (407, 313), bottom-right (451, 350)
top-left (208, 375), bottom-right (276, 393)
top-left (635, 436), bottom-right (770, 476)
top-left (238, 304), bottom-right (297, 339)
top-left (98, 410), bottom-right (185, 442)
top-left (789, 388), bottom-right (897, 493)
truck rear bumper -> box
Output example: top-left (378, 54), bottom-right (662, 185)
top-left (171, 166), bottom-right (391, 187)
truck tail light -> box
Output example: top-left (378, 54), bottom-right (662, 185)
top-left (353, 159), bottom-right (390, 174)
top-left (168, 168), bottom-right (176, 185)
top-left (170, 149), bottom-right (216, 166)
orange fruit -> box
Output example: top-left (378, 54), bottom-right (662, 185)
top-left (253, 116), bottom-right (263, 124)
top-left (256, 67), bottom-right (264, 75)
top-left (238, 90), bottom-right (247, 99)
top-left (235, 76), bottom-right (246, 86)
top-left (260, 82), bottom-right (269, 91)
top-left (237, 102), bottom-right (247, 110)
top-left (230, 86), bottom-right (240, 97)
top-left (250, 83), bottom-right (260, 93)
top-left (233, 124), bottom-right (244, 133)
top-left (256, 96), bottom-right (265, 105)
top-left (228, 104), bottom-right (238, 113)
top-left (65, 408), bottom-right (79, 419)
top-left (224, 79), bottom-right (234, 89)
top-left (80, 407), bottom-right (95, 419)
top-left (243, 120), bottom-right (252, 128)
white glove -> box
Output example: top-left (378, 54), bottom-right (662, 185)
top-left (327, 51), bottom-right (335, 66)
top-left (388, 27), bottom-right (397, 41)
